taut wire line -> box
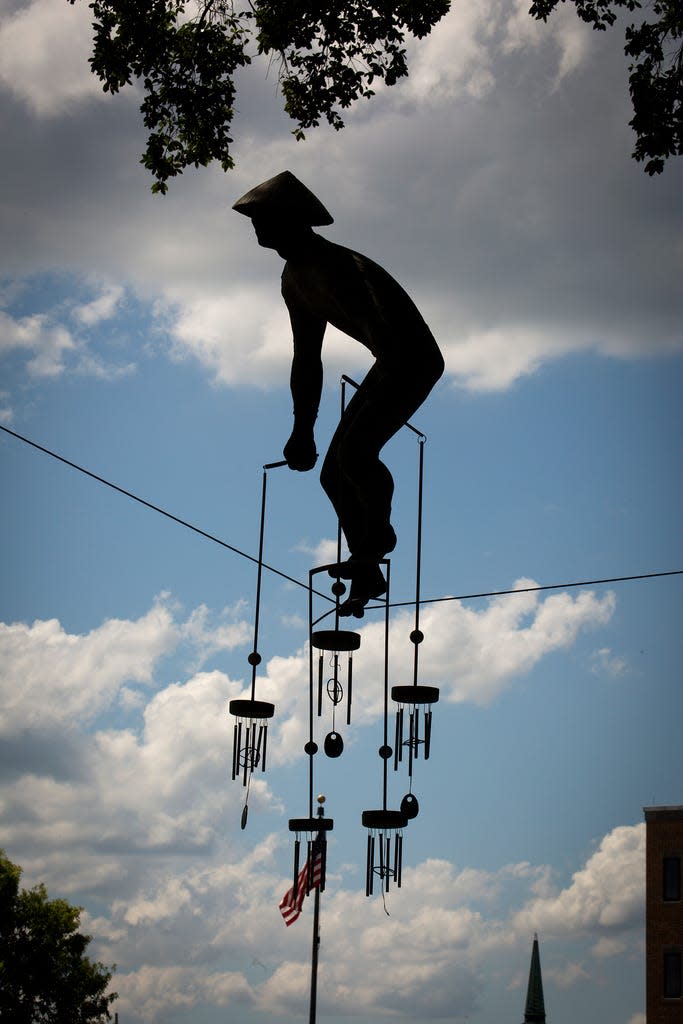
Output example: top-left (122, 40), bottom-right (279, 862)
top-left (0, 423), bottom-right (332, 603)
top-left (2, 424), bottom-right (682, 611)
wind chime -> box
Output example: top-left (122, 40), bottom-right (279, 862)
top-left (309, 588), bottom-right (360, 759)
top-left (357, 554), bottom-right (410, 895)
top-left (287, 797), bottom-right (333, 901)
top-left (391, 434), bottom-right (440, 819)
top-left (280, 376), bottom-right (440, 897)
top-left (228, 460), bottom-right (283, 829)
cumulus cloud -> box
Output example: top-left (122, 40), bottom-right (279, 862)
top-left (590, 647), bottom-right (627, 678)
top-left (1, 1), bottom-right (680, 398)
top-left (114, 965), bottom-right (255, 1023)
top-left (511, 824), bottom-right (645, 937)
top-left (0, 0), bottom-right (106, 115)
top-left (0, 581), bottom-right (644, 1022)
top-left (72, 284), bottom-right (125, 326)
top-left (0, 582), bottom-right (615, 866)
top-left (0, 310), bottom-right (76, 377)
top-left (237, 580), bottom-right (616, 769)
top-left (0, 596), bottom-right (259, 871)
top-left (0, 289), bottom-right (137, 380)
top-left (0, 600), bottom-right (179, 732)
top-left (293, 536), bottom-right (346, 566)
top-left (0, 391), bottom-right (14, 424)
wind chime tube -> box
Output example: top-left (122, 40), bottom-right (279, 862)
top-left (396, 833), bottom-right (403, 888)
top-left (237, 721), bottom-right (244, 782)
top-left (242, 723), bottom-right (250, 787)
top-left (394, 706), bottom-right (403, 770)
top-left (366, 833), bottom-right (375, 896)
top-left (346, 653), bottom-right (353, 726)
top-left (259, 723), bottom-right (268, 772)
top-left (379, 830), bottom-right (386, 889)
top-left (414, 706), bottom-right (421, 762)
top-left (424, 710), bottom-right (432, 760)
top-left (385, 835), bottom-right (391, 893)
top-left (408, 710), bottom-right (415, 777)
top-left (293, 838), bottom-right (301, 900)
top-left (317, 655), bottom-right (323, 718)
top-left (232, 721), bottom-right (240, 781)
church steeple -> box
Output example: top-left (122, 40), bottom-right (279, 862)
top-left (523, 933), bottom-right (546, 1023)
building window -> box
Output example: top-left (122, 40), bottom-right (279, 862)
top-left (663, 856), bottom-right (681, 902)
top-left (664, 952), bottom-right (682, 999)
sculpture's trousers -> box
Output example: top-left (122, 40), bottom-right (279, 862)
top-left (320, 357), bottom-right (443, 559)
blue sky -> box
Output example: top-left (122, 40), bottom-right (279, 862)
top-left (1, 1), bottom-right (682, 1022)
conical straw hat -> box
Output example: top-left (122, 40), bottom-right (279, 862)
top-left (233, 170), bottom-right (333, 226)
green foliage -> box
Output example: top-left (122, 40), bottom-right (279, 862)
top-left (254, 0), bottom-right (451, 132)
top-left (530, 0), bottom-right (682, 174)
top-left (69, 0), bottom-right (451, 191)
top-left (0, 849), bottom-right (117, 1023)
top-left (70, 0), bottom-right (681, 189)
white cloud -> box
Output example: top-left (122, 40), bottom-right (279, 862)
top-left (0, 391), bottom-right (13, 423)
top-left (511, 824), bottom-right (645, 936)
top-left (593, 936), bottom-right (627, 958)
top-left (591, 647), bottom-right (627, 678)
top-left (114, 965), bottom-right (255, 1023)
top-left (403, 0), bottom-right (593, 108)
top-left (0, 588), bottom-right (646, 1022)
top-left (414, 582), bottom-right (615, 706)
top-left (163, 285), bottom-right (372, 389)
top-left (403, 1), bottom-right (498, 103)
top-left (0, 310), bottom-right (76, 377)
top-left (502, 0), bottom-right (592, 84)
top-left (293, 536), bottom-right (346, 566)
top-left (0, 296), bottom-right (137, 380)
top-left (0, 582), bottom-right (616, 876)
top-left (441, 324), bottom-right (589, 391)
top-left (545, 960), bottom-right (589, 988)
top-left (73, 284), bottom-right (125, 326)
top-left (179, 603), bottom-right (251, 668)
top-left (2, 0), bottom-right (681, 395)
top-left (0, 600), bottom-right (178, 732)
top-left (0, 0), bottom-right (106, 115)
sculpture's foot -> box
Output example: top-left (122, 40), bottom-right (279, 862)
top-left (329, 524), bottom-right (397, 581)
top-left (338, 563), bottom-right (386, 618)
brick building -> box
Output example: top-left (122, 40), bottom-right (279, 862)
top-left (645, 805), bottom-right (683, 1023)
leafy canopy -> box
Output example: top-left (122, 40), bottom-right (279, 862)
top-left (71, 0), bottom-right (450, 192)
top-left (0, 849), bottom-right (117, 1024)
top-left (70, 0), bottom-right (682, 191)
top-left (530, 0), bottom-right (682, 175)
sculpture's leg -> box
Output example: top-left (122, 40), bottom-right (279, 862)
top-left (322, 363), bottom-right (437, 561)
top-left (322, 360), bottom-right (440, 616)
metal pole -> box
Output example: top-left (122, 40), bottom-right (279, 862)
top-left (309, 881), bottom-right (321, 1024)
top-left (308, 800), bottom-right (327, 1024)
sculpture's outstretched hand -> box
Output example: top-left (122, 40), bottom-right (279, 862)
top-left (283, 428), bottom-right (318, 471)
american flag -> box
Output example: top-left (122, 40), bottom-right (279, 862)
top-left (279, 853), bottom-right (322, 926)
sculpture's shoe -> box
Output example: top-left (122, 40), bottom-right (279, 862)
top-left (328, 525), bottom-right (397, 581)
top-left (337, 563), bottom-right (387, 618)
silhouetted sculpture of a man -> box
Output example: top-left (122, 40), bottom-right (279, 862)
top-left (234, 171), bottom-right (444, 615)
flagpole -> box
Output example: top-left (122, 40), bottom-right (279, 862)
top-left (309, 879), bottom-right (321, 1024)
top-left (308, 797), bottom-right (327, 1024)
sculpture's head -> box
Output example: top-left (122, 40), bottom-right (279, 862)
top-left (249, 210), bottom-right (304, 251)
top-left (233, 171), bottom-right (333, 257)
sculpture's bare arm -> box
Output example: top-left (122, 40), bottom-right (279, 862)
top-left (283, 301), bottom-right (326, 471)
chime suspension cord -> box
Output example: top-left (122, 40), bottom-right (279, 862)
top-left (413, 435), bottom-right (425, 687)
top-left (250, 460), bottom-right (286, 697)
